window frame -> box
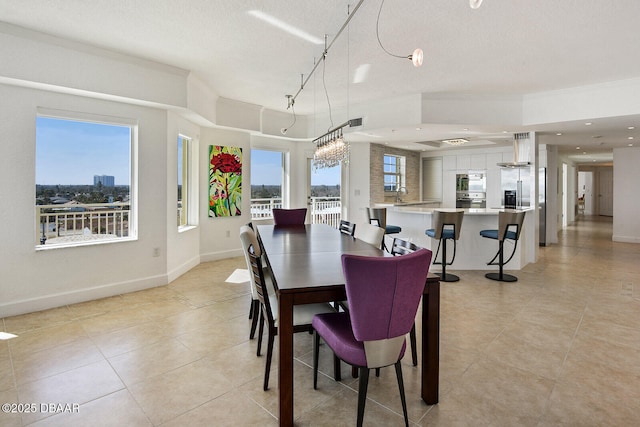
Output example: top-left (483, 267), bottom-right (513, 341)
top-left (178, 134), bottom-right (198, 231)
top-left (383, 154), bottom-right (406, 193)
top-left (250, 148), bottom-right (285, 218)
top-left (35, 108), bottom-right (138, 250)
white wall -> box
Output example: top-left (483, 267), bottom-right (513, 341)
top-left (345, 141), bottom-right (372, 228)
top-left (166, 112), bottom-right (201, 282)
top-left (613, 147), bottom-right (640, 243)
top-left (0, 84), bottom-right (170, 317)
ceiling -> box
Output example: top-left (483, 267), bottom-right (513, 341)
top-left (2, 0), bottom-right (640, 164)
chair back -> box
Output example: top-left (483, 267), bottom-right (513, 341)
top-left (498, 210), bottom-right (526, 241)
top-left (366, 207), bottom-right (387, 229)
top-left (356, 223), bottom-right (385, 249)
top-left (247, 243), bottom-right (275, 325)
top-left (341, 249), bottom-right (432, 367)
top-left (240, 225), bottom-right (262, 298)
top-left (432, 210), bottom-right (464, 240)
top-left (338, 220), bottom-right (356, 237)
top-left (272, 208), bottom-right (307, 225)
top-left (390, 237), bottom-right (421, 256)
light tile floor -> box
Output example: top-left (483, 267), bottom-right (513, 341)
top-left (1, 216), bottom-right (639, 426)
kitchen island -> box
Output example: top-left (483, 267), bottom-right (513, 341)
top-left (383, 206), bottom-right (536, 271)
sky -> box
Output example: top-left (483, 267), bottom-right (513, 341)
top-left (36, 117), bottom-right (131, 186)
top-left (251, 149), bottom-right (341, 186)
top-left (35, 117), bottom-right (340, 187)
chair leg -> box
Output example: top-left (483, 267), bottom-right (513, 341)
top-left (357, 367), bottom-right (370, 427)
top-left (394, 361), bottom-right (409, 427)
top-left (352, 366), bottom-right (359, 378)
top-left (256, 309), bottom-right (264, 357)
top-left (333, 354), bottom-right (342, 381)
top-left (248, 299), bottom-right (253, 319)
top-left (313, 331), bottom-right (320, 389)
top-left (410, 324), bottom-right (418, 366)
top-left (249, 300), bottom-right (259, 339)
top-left (440, 238), bottom-right (460, 282)
top-left (375, 368), bottom-right (380, 377)
top-left (264, 329), bottom-right (275, 391)
top-left (485, 239), bottom-right (518, 282)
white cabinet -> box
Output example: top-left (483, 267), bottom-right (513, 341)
top-left (486, 153), bottom-right (503, 170)
top-left (443, 155), bottom-right (457, 170)
top-left (443, 170), bottom-right (457, 207)
top-left (470, 154), bottom-right (486, 170)
top-left (456, 155), bottom-right (470, 170)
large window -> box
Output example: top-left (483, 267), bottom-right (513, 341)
top-left (384, 154), bottom-right (406, 192)
top-left (178, 134), bottom-right (197, 229)
top-left (250, 149), bottom-right (283, 218)
top-left (35, 112), bottom-right (136, 248)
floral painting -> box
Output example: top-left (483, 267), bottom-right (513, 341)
top-left (209, 145), bottom-right (242, 217)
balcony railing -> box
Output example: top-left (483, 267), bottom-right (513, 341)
top-left (250, 197), bottom-right (341, 228)
top-left (36, 203), bottom-right (130, 246)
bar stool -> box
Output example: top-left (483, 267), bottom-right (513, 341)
top-left (366, 207), bottom-right (401, 252)
top-left (425, 210), bottom-right (464, 282)
top-left (479, 210), bottom-right (526, 282)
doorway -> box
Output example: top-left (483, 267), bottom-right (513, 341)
top-left (306, 159), bottom-right (342, 227)
top-left (562, 163), bottom-right (568, 228)
top-left (599, 167), bottom-right (614, 216)
top-left (578, 171), bottom-right (594, 215)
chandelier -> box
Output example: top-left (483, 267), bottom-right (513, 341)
top-left (313, 124), bottom-right (350, 170)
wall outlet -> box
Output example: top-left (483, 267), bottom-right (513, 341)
top-left (226, 230), bottom-right (230, 238)
top-left (152, 247), bottom-right (160, 257)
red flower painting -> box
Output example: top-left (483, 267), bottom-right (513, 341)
top-left (209, 146), bottom-right (242, 217)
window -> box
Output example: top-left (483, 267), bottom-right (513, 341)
top-left (35, 112), bottom-right (136, 248)
top-left (178, 134), bottom-right (197, 229)
top-left (384, 154), bottom-right (406, 192)
top-left (250, 149), bottom-right (283, 219)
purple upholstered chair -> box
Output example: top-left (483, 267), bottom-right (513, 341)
top-left (312, 248), bottom-right (432, 427)
top-left (272, 208), bottom-right (307, 225)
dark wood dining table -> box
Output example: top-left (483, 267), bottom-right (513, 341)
top-left (256, 223), bottom-right (440, 427)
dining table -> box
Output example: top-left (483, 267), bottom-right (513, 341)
top-left (256, 223), bottom-right (441, 427)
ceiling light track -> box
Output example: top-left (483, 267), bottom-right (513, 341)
top-left (287, 0), bottom-right (366, 110)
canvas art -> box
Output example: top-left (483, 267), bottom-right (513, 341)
top-left (209, 145), bottom-right (242, 217)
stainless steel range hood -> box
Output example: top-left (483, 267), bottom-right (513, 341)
top-left (497, 132), bottom-right (531, 168)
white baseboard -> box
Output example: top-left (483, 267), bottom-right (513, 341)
top-left (167, 255), bottom-right (201, 283)
top-left (200, 248), bottom-right (243, 263)
top-left (612, 235), bottom-right (640, 243)
top-left (0, 274), bottom-right (167, 318)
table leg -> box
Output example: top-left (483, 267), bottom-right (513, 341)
top-left (278, 293), bottom-right (294, 426)
top-left (421, 280), bottom-right (440, 404)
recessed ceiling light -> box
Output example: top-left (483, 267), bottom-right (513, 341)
top-left (463, 128), bottom-right (469, 131)
top-left (416, 127), bottom-right (422, 131)
top-left (629, 144), bottom-right (634, 147)
top-left (502, 130), bottom-right (508, 133)
top-left (556, 133), bottom-right (562, 136)
top-left (576, 146), bottom-right (580, 149)
top-left (583, 152), bottom-right (587, 155)
top-left (585, 122), bottom-right (592, 126)
top-left (592, 159), bottom-right (596, 162)
top-left (628, 126), bottom-right (635, 130)
top-left (247, 10), bottom-right (323, 45)
top-left (628, 136), bottom-right (634, 140)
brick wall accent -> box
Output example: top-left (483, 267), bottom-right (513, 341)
top-left (369, 143), bottom-right (420, 204)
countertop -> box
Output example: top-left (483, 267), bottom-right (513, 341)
top-left (390, 206), bottom-right (534, 215)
